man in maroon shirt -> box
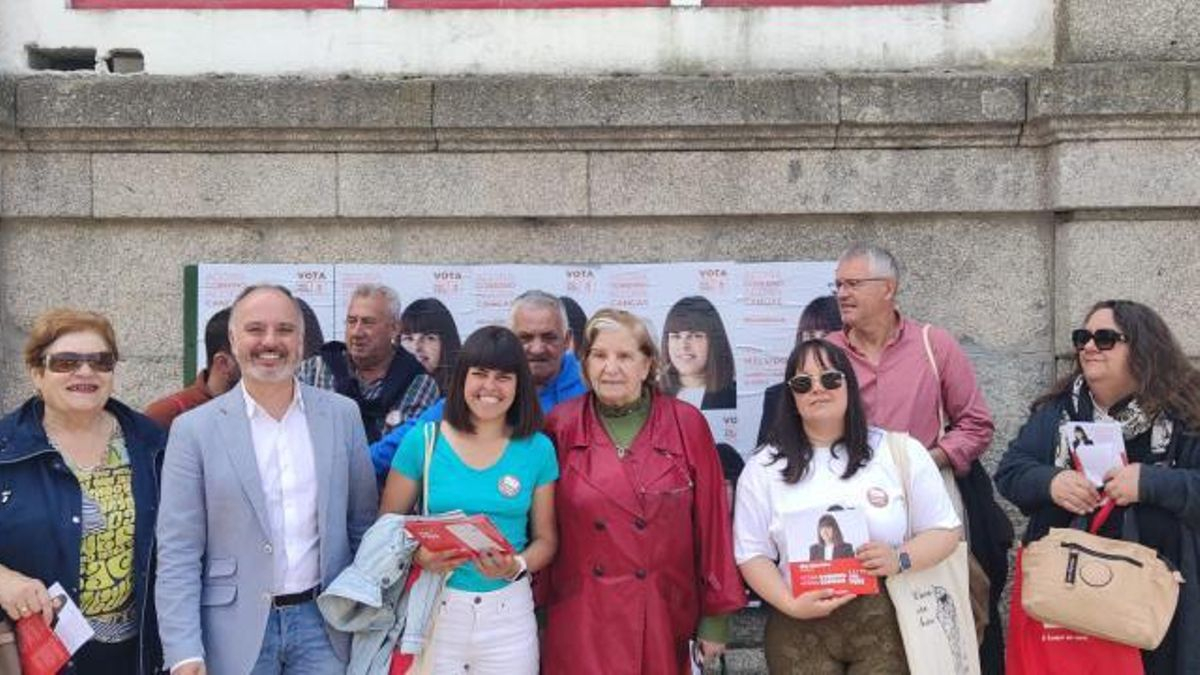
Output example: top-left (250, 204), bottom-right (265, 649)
top-left (144, 307), bottom-right (240, 430)
top-left (826, 242), bottom-right (1008, 675)
top-left (826, 243), bottom-right (993, 474)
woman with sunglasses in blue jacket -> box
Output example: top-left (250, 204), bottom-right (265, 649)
top-left (996, 299), bottom-right (1200, 675)
top-left (0, 309), bottom-right (165, 674)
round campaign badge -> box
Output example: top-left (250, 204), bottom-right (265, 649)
top-left (866, 487), bottom-right (889, 508)
top-left (385, 410), bottom-right (402, 428)
top-left (498, 475), bottom-right (521, 498)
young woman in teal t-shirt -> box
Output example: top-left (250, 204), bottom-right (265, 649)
top-left (381, 325), bottom-right (559, 675)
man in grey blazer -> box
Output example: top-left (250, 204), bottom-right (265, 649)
top-left (156, 284), bottom-right (378, 675)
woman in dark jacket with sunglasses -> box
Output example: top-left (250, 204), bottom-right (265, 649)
top-left (995, 300), bottom-right (1200, 675)
top-left (0, 308), bottom-right (164, 674)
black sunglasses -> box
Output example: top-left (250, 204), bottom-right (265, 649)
top-left (1071, 329), bottom-right (1128, 351)
top-left (787, 370), bottom-right (845, 394)
top-left (45, 351), bottom-right (117, 374)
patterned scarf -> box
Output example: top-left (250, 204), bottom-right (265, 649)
top-left (1070, 375), bottom-right (1174, 462)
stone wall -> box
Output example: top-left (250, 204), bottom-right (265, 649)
top-left (2, 59), bottom-right (1199, 675)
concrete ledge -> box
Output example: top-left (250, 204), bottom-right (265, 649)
top-left (1029, 64), bottom-right (1189, 118)
top-left (589, 148), bottom-right (1044, 216)
top-left (0, 153), bottom-right (91, 217)
top-left (92, 154), bottom-right (338, 218)
top-left (1062, 0), bottom-right (1200, 63)
top-left (16, 76), bottom-right (434, 129)
top-left (0, 77), bottom-right (14, 133)
top-left (338, 153), bottom-right (588, 217)
top-left (2, 68), bottom-right (1200, 153)
top-left (433, 76), bottom-right (839, 128)
top-left (1049, 140), bottom-right (1200, 209)
top-left (839, 74), bottom-right (1027, 125)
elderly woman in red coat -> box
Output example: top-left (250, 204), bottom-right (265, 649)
top-left (540, 308), bottom-right (745, 674)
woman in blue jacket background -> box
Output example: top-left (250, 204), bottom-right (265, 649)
top-left (0, 308), bottom-right (164, 674)
top-left (996, 299), bottom-right (1200, 675)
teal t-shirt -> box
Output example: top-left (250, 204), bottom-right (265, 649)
top-left (393, 424), bottom-right (559, 592)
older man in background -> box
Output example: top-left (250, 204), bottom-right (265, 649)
top-left (297, 283), bottom-right (437, 444)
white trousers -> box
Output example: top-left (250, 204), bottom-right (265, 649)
top-left (427, 577), bottom-right (538, 675)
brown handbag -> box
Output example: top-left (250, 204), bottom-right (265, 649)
top-left (1021, 524), bottom-right (1182, 649)
top-left (0, 618), bottom-right (21, 675)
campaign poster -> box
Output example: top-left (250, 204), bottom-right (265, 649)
top-left (734, 261), bottom-right (836, 454)
top-left (783, 507), bottom-right (878, 596)
top-left (600, 262), bottom-right (740, 449)
top-left (194, 263), bottom-right (336, 372)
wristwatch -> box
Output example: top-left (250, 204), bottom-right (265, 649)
top-left (508, 554), bottom-right (529, 582)
top-left (896, 548), bottom-right (912, 574)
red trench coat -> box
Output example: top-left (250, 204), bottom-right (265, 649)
top-left (539, 393), bottom-right (745, 675)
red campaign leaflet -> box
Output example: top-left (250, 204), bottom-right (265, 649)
top-left (15, 617), bottom-right (69, 675)
top-left (783, 507), bottom-right (879, 596)
top-left (789, 558), bottom-right (879, 596)
top-left (14, 582), bottom-right (94, 675)
top-left (404, 511), bottom-right (514, 558)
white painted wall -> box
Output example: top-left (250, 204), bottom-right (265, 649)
top-left (0, 0), bottom-right (1053, 76)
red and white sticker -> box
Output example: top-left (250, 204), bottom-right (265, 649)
top-left (498, 475), bottom-right (521, 498)
top-left (866, 487), bottom-right (889, 508)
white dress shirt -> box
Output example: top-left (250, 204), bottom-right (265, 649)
top-left (242, 381), bottom-right (321, 595)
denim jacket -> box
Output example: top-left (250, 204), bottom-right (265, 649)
top-left (0, 397), bottom-right (165, 674)
top-left (317, 514), bottom-right (444, 675)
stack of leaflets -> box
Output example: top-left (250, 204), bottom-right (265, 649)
top-left (404, 511), bottom-right (513, 558)
top-left (1059, 421), bottom-right (1127, 486)
top-left (783, 507), bottom-right (878, 596)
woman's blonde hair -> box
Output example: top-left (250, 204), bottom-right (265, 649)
top-left (582, 308), bottom-right (659, 390)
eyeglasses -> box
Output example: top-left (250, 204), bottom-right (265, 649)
top-left (1071, 329), bottom-right (1128, 351)
top-left (787, 370), bottom-right (845, 394)
top-left (45, 351), bottom-right (117, 373)
top-left (828, 277), bottom-right (888, 292)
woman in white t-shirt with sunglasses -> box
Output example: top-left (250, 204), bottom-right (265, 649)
top-left (733, 339), bottom-right (961, 674)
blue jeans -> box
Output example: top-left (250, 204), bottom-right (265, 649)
top-left (250, 599), bottom-right (346, 675)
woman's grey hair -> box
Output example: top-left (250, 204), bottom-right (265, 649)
top-left (509, 289), bottom-right (569, 337)
top-left (838, 243), bottom-right (901, 284)
top-left (350, 283), bottom-right (403, 323)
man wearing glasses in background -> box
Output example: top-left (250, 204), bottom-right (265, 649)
top-left (825, 242), bottom-right (1006, 674)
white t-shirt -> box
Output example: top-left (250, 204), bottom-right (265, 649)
top-left (733, 427), bottom-right (960, 576)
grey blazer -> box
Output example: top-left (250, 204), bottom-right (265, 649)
top-left (155, 384), bottom-right (378, 675)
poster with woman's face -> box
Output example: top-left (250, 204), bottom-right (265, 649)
top-left (195, 263), bottom-right (337, 369)
top-left (734, 261), bottom-right (836, 453)
top-left (598, 262), bottom-right (740, 447)
top-left (194, 260), bottom-right (835, 457)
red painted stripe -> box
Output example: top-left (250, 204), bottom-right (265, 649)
top-left (705, 0), bottom-right (980, 4)
top-left (389, 0), bottom-right (664, 7)
top-left (73, 0), bottom-right (351, 8)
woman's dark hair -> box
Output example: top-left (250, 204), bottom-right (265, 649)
top-left (401, 298), bottom-right (462, 392)
top-left (765, 339), bottom-right (871, 484)
top-left (295, 297), bottom-right (325, 360)
top-left (1033, 299), bottom-right (1200, 429)
top-left (660, 296), bottom-right (736, 395)
top-left (559, 295), bottom-right (588, 361)
top-left (443, 326), bottom-right (542, 438)
top-left (796, 295), bottom-right (843, 342)
top-left (816, 513), bottom-right (846, 546)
